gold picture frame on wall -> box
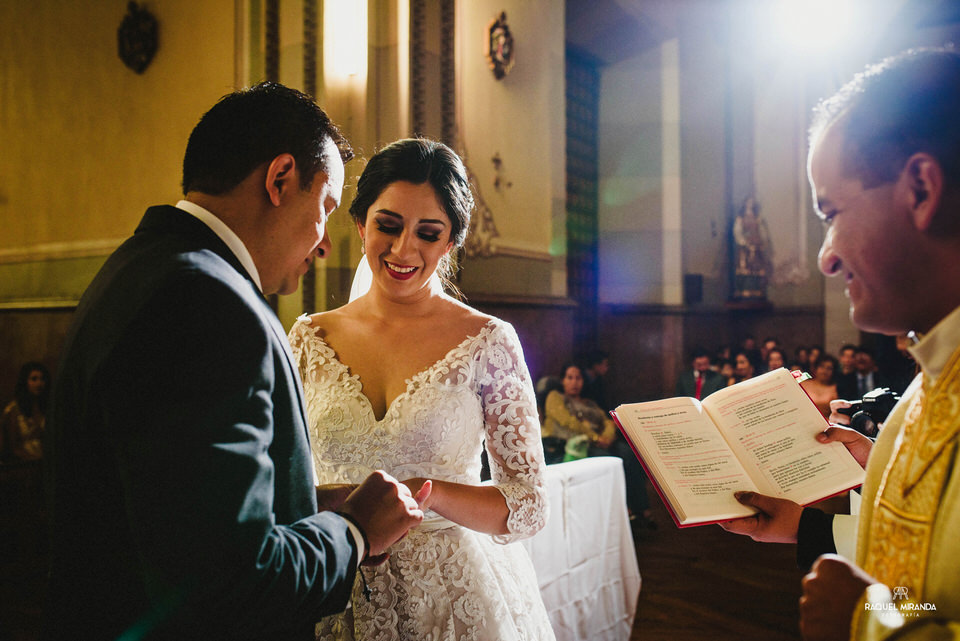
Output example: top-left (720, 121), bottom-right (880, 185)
top-left (485, 12), bottom-right (514, 80)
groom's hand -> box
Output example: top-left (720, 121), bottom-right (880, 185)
top-left (338, 470), bottom-right (426, 558)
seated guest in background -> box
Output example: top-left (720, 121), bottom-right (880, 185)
top-left (731, 349), bottom-right (760, 385)
top-left (1, 361), bottom-right (49, 463)
top-left (837, 343), bottom-right (857, 376)
top-left (794, 345), bottom-right (810, 369)
top-left (834, 343), bottom-right (859, 399)
top-left (718, 358), bottom-right (736, 386)
top-left (715, 343), bottom-right (734, 365)
top-left (800, 354), bottom-right (839, 418)
top-left (765, 347), bottom-right (787, 373)
top-left (675, 347), bottom-right (726, 400)
top-left (806, 344), bottom-right (824, 371)
top-left (544, 363), bottom-right (618, 451)
top-left (581, 349), bottom-right (611, 411)
top-left (838, 346), bottom-right (886, 400)
top-left (760, 336), bottom-right (780, 366)
top-left (544, 363), bottom-right (652, 527)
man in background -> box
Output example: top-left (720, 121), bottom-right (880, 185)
top-left (676, 347), bottom-right (726, 400)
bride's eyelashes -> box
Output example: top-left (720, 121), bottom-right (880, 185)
top-left (374, 221), bottom-right (442, 243)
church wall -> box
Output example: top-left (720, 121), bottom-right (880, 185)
top-left (455, 0), bottom-right (566, 299)
top-left (0, 0), bottom-right (236, 394)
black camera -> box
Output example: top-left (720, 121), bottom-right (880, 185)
top-left (836, 387), bottom-right (901, 437)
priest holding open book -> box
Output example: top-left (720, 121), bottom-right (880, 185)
top-left (612, 367), bottom-right (864, 528)
top-left (710, 49), bottom-right (960, 641)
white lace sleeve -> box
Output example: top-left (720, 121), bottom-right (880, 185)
top-left (286, 315), bottom-right (310, 375)
top-left (478, 321), bottom-right (549, 543)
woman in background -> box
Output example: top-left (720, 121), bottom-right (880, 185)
top-left (1, 361), bottom-right (49, 462)
top-left (542, 362), bottom-right (652, 527)
top-left (801, 353), bottom-right (840, 418)
top-left (542, 363), bottom-right (617, 453)
top-left (765, 347), bottom-right (787, 373)
top-left (731, 349), bottom-right (759, 385)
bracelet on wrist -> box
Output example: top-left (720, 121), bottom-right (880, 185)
top-left (335, 510), bottom-right (374, 602)
top-left (334, 510), bottom-right (370, 564)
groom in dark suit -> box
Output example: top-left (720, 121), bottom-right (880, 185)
top-left (43, 83), bottom-right (427, 641)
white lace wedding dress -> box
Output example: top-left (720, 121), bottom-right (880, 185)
top-left (288, 316), bottom-right (555, 641)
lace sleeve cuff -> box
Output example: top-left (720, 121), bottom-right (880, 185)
top-left (491, 479), bottom-right (549, 544)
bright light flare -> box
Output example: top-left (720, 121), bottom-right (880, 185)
top-left (767, 0), bottom-right (860, 58)
top-left (324, 0), bottom-right (367, 84)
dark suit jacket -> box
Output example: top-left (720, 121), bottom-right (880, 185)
top-left (675, 369), bottom-right (726, 400)
top-left (44, 206), bottom-right (356, 641)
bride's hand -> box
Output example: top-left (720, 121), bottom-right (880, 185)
top-left (402, 478), bottom-right (435, 512)
top-left (315, 483), bottom-right (357, 512)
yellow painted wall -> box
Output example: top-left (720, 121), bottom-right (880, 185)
top-left (0, 0), bottom-right (236, 261)
top-left (456, 0), bottom-right (566, 297)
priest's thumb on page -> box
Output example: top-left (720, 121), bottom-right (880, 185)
top-left (815, 425), bottom-right (872, 468)
top-left (718, 492), bottom-right (803, 543)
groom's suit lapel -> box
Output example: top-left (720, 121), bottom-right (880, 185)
top-left (137, 206), bottom-right (311, 431)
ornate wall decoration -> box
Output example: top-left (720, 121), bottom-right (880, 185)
top-left (491, 153), bottom-right (512, 191)
top-left (485, 12), bottom-right (514, 80)
top-left (117, 2), bottom-right (158, 74)
top-left (464, 165), bottom-right (501, 258)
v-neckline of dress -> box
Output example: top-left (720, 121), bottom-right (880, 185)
top-left (305, 319), bottom-right (495, 423)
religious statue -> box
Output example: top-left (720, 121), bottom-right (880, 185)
top-left (731, 196), bottom-right (772, 300)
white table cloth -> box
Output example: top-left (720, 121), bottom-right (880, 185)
top-left (520, 456), bottom-right (642, 641)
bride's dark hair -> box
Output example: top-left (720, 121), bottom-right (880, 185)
top-left (349, 138), bottom-right (474, 292)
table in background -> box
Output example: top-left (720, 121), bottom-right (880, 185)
top-left (521, 456), bottom-right (641, 641)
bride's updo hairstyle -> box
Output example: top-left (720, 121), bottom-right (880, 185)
top-left (349, 138), bottom-right (474, 293)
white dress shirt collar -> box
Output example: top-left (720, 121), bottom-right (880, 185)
top-left (176, 200), bottom-right (262, 292)
top-left (909, 304), bottom-right (960, 383)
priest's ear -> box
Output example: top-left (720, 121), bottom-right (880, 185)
top-left (901, 152), bottom-right (947, 234)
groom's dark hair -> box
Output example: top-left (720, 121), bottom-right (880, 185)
top-left (182, 82), bottom-right (353, 196)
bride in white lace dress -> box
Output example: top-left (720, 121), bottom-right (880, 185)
top-left (288, 139), bottom-right (554, 641)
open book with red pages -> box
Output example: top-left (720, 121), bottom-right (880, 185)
top-left (611, 367), bottom-right (864, 528)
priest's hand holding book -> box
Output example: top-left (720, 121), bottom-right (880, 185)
top-left (718, 397), bottom-right (873, 543)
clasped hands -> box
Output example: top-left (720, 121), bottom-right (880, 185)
top-left (316, 472), bottom-right (432, 566)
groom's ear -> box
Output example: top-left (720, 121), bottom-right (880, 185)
top-left (264, 153), bottom-right (297, 207)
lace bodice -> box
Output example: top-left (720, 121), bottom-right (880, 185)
top-left (288, 316), bottom-right (554, 640)
top-left (288, 316), bottom-right (548, 542)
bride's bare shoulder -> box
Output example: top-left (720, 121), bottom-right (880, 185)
top-left (301, 303), bottom-right (358, 338)
top-left (441, 296), bottom-right (499, 334)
